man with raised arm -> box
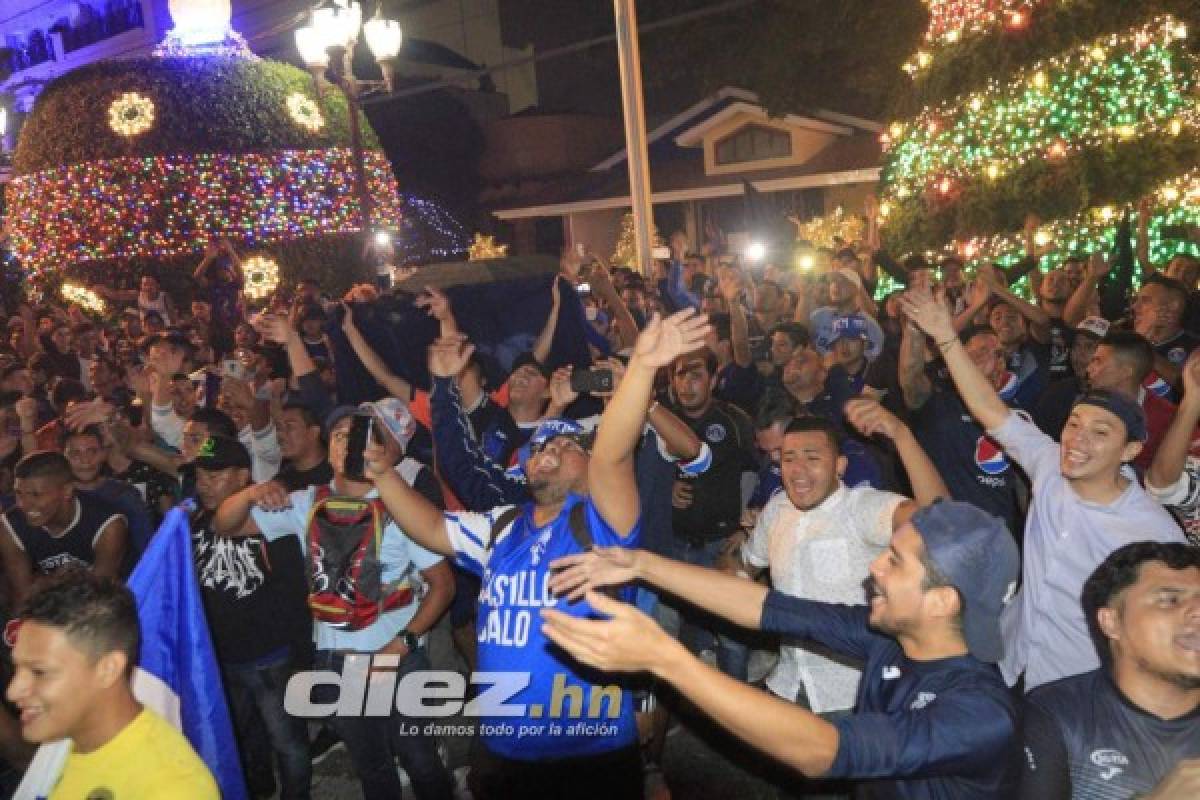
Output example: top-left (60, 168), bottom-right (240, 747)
top-left (541, 500), bottom-right (1022, 799)
top-left (354, 309), bottom-right (710, 798)
top-left (901, 288), bottom-right (1185, 692)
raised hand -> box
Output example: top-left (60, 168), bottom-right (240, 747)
top-left (254, 313), bottom-right (292, 345)
top-left (898, 288), bottom-right (956, 343)
top-left (252, 480), bottom-right (291, 511)
top-left (414, 286), bottom-right (453, 322)
top-left (845, 396), bottom-right (904, 440)
top-left (427, 334), bottom-right (474, 379)
top-left (717, 265), bottom-right (744, 303)
top-left (1182, 350), bottom-right (1200, 400)
top-left (548, 366), bottom-right (578, 409)
top-left (64, 399), bottom-right (115, 432)
top-left (633, 309), bottom-right (711, 369)
top-left (541, 590), bottom-right (673, 674)
top-left (1087, 251), bottom-right (1112, 283)
top-left (363, 435), bottom-right (394, 480)
top-left (548, 547), bottom-right (640, 602)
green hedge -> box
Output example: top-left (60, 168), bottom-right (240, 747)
top-left (13, 56), bottom-right (381, 175)
top-left (895, 0), bottom-right (1200, 118)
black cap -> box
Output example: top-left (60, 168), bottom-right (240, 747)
top-left (193, 436), bottom-right (252, 471)
top-left (510, 351), bottom-right (551, 380)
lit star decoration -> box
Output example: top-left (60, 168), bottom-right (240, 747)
top-left (60, 283), bottom-right (107, 315)
top-left (6, 148), bottom-right (402, 276)
top-left (286, 92), bottom-right (324, 132)
top-left (468, 233), bottom-right (508, 260)
top-left (108, 92), bottom-right (157, 137)
top-left (241, 254), bottom-right (280, 300)
top-left (789, 206), bottom-right (864, 250)
top-left (883, 16), bottom-right (1197, 198)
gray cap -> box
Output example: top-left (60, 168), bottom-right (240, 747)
top-left (909, 500), bottom-right (1019, 663)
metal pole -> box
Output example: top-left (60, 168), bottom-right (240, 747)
top-left (613, 0), bottom-right (655, 277)
top-left (342, 79), bottom-right (374, 234)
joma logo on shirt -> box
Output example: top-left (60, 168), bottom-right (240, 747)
top-left (909, 692), bottom-right (937, 710)
top-left (1090, 749), bottom-right (1129, 780)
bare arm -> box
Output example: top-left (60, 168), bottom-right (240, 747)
top-left (718, 267), bottom-right (753, 367)
top-left (0, 522), bottom-right (33, 610)
top-left (92, 517), bottom-right (129, 580)
top-left (589, 311), bottom-right (711, 536)
top-left (901, 289), bottom-right (1011, 430)
top-left (981, 265), bottom-right (1051, 343)
top-left (647, 402), bottom-right (702, 461)
top-left (588, 260), bottom-right (639, 351)
top-left (1147, 356), bottom-right (1200, 491)
top-left (844, 397), bottom-right (948, 506)
top-left (404, 560), bottom-right (454, 638)
top-left (368, 466), bottom-right (455, 557)
top-left (540, 585), bottom-right (838, 776)
top-left (532, 277), bottom-right (564, 363)
top-left (341, 306), bottom-right (413, 401)
top-left (897, 321), bottom-right (933, 411)
top-left (1063, 253), bottom-right (1107, 327)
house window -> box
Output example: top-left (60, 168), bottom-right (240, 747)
top-left (714, 125), bottom-right (792, 166)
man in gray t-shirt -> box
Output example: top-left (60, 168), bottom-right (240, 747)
top-left (903, 288), bottom-right (1185, 692)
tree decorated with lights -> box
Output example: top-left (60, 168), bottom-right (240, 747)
top-left (3, 0), bottom-right (404, 296)
top-left (877, 0), bottom-right (1200, 281)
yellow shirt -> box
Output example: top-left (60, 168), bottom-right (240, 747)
top-left (50, 708), bottom-right (218, 800)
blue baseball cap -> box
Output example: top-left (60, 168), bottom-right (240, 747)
top-left (909, 500), bottom-right (1019, 664)
top-left (830, 314), bottom-right (870, 344)
top-left (1071, 389), bottom-right (1147, 443)
top-left (509, 417), bottom-right (594, 477)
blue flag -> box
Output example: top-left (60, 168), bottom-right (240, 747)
top-left (126, 508), bottom-right (248, 800)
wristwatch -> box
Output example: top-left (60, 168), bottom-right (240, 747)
top-left (398, 629), bottom-right (420, 652)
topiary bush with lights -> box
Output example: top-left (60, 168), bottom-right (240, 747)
top-left (6, 55), bottom-right (400, 296)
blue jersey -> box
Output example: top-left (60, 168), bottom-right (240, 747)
top-left (762, 592), bottom-right (1019, 799)
top-left (445, 494), bottom-right (640, 760)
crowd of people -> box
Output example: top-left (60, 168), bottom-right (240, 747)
top-left (0, 199), bottom-right (1197, 800)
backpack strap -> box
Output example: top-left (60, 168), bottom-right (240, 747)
top-left (486, 506), bottom-right (523, 551)
top-left (484, 501), bottom-right (593, 554)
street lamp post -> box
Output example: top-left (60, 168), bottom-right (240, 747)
top-left (295, 0), bottom-right (402, 240)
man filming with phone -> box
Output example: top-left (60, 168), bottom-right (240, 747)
top-left (213, 398), bottom-right (456, 800)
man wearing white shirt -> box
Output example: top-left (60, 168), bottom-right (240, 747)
top-left (736, 400), bottom-right (948, 719)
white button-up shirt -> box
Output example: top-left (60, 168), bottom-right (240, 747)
top-left (742, 484), bottom-right (903, 713)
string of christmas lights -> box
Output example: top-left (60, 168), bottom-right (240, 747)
top-left (916, 0), bottom-right (1045, 54)
top-left (872, 169), bottom-right (1200, 299)
top-left (5, 147), bottom-right (402, 275)
top-left (882, 16), bottom-right (1195, 198)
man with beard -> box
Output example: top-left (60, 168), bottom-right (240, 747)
top-left (1067, 260), bottom-right (1200, 399)
top-left (542, 500), bottom-right (1021, 798)
top-left (903, 288), bottom-right (1185, 693)
top-left (363, 310), bottom-right (710, 798)
top-left (1019, 542), bottom-right (1200, 799)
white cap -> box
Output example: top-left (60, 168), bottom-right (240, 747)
top-left (1076, 316), bottom-right (1111, 339)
